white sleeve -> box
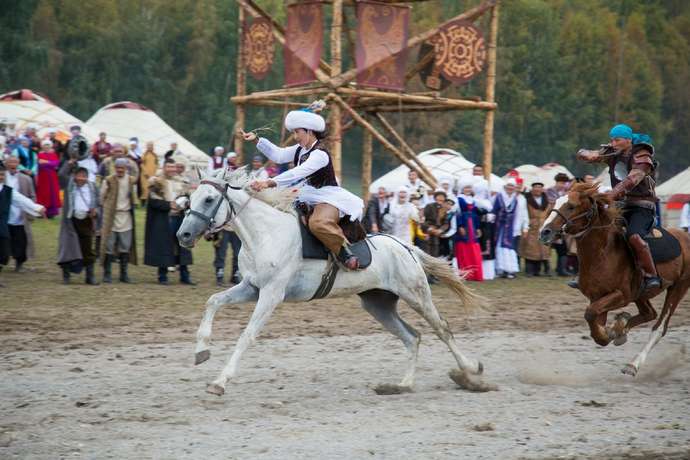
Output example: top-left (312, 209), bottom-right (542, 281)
top-left (11, 189), bottom-right (44, 216)
top-left (680, 203), bottom-right (690, 229)
top-left (443, 214), bottom-right (457, 238)
top-left (408, 205), bottom-right (420, 222)
top-left (272, 149), bottom-right (330, 187)
top-left (256, 138), bottom-right (300, 165)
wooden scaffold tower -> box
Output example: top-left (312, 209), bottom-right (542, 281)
top-left (231, 0), bottom-right (500, 196)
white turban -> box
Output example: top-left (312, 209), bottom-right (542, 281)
top-left (284, 110), bottom-right (326, 133)
top-left (505, 177), bottom-right (517, 187)
top-left (227, 151), bottom-right (237, 159)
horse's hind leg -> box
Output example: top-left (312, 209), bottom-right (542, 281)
top-left (359, 289), bottom-right (420, 389)
top-left (195, 281), bottom-right (258, 365)
top-left (400, 287), bottom-right (482, 375)
top-left (624, 279), bottom-right (690, 376)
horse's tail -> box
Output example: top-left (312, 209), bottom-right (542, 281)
top-left (410, 245), bottom-right (485, 312)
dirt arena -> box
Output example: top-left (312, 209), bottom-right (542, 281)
top-left (2, 218), bottom-right (689, 459)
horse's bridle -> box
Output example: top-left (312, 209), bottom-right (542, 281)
top-left (549, 196), bottom-right (611, 240)
top-left (185, 179), bottom-right (246, 233)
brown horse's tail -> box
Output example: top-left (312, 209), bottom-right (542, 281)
top-left (411, 245), bottom-right (486, 312)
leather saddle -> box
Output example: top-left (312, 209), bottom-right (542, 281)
top-left (296, 205), bottom-right (372, 269)
top-left (643, 226), bottom-right (681, 264)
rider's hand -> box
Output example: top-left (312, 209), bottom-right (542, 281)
top-left (239, 129), bottom-right (257, 142)
top-left (250, 180), bottom-right (265, 192)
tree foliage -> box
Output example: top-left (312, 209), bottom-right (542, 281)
top-left (1, 0), bottom-right (688, 182)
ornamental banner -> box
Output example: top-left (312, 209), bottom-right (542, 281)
top-left (423, 20), bottom-right (486, 89)
top-left (284, 2), bottom-right (323, 87)
top-left (244, 17), bottom-right (275, 80)
top-left (355, 2), bottom-right (410, 91)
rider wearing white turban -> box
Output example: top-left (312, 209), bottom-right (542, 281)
top-left (239, 101), bottom-right (365, 270)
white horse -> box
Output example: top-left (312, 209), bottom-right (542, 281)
top-left (177, 168), bottom-right (484, 396)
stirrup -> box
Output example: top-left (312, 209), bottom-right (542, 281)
top-left (642, 276), bottom-right (661, 291)
top-left (337, 246), bottom-right (360, 270)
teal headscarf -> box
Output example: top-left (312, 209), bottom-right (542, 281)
top-left (609, 124), bottom-right (653, 146)
top-left (609, 124), bottom-right (633, 139)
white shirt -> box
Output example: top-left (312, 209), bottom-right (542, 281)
top-left (73, 183), bottom-right (93, 215)
top-left (0, 184), bottom-right (43, 222)
top-left (5, 171), bottom-right (23, 225)
top-left (256, 138), bottom-right (330, 187)
top-left (680, 203), bottom-right (690, 231)
top-left (514, 193), bottom-right (529, 237)
top-left (248, 167), bottom-right (269, 181)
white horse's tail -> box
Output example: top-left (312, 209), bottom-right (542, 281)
top-left (411, 245), bottom-right (485, 312)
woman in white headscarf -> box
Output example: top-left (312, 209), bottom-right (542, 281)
top-left (385, 186), bottom-right (420, 243)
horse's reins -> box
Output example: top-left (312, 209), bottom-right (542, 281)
top-left (550, 196), bottom-right (617, 240)
top-left (186, 179), bottom-right (251, 234)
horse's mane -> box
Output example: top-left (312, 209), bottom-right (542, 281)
top-left (570, 182), bottom-right (623, 226)
top-left (212, 167), bottom-right (298, 215)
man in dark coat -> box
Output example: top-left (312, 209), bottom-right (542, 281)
top-left (421, 190), bottom-right (449, 257)
top-left (362, 186), bottom-right (389, 233)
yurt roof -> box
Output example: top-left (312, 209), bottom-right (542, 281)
top-left (656, 166), bottom-right (690, 198)
top-left (86, 101), bottom-right (208, 165)
top-left (0, 89), bottom-right (99, 141)
top-left (369, 148), bottom-right (505, 194)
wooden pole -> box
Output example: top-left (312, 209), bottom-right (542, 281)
top-left (374, 112), bottom-right (436, 182)
top-left (362, 124), bottom-right (373, 198)
top-left (234, 5), bottom-right (246, 162)
top-left (330, 0), bottom-right (344, 181)
top-left (231, 87), bottom-right (329, 103)
top-left (337, 87), bottom-right (497, 110)
top-left (482, 2), bottom-right (499, 181)
top-left (329, 94), bottom-right (437, 188)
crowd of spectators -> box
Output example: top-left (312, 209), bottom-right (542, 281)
top-left (362, 167), bottom-right (601, 283)
top-left (0, 123), bottom-right (280, 287)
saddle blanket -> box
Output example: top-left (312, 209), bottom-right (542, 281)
top-left (645, 227), bottom-right (681, 264)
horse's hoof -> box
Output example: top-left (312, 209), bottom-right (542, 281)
top-left (613, 334), bottom-right (628, 346)
top-left (195, 350), bottom-right (211, 365)
top-left (615, 311), bottom-right (632, 322)
top-left (206, 383), bottom-right (225, 396)
top-left (621, 364), bottom-right (638, 377)
top-left (449, 369), bottom-right (498, 392)
top-left (373, 384), bottom-right (413, 395)
top-left (476, 361), bottom-right (484, 375)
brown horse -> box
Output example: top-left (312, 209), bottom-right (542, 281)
top-left (539, 182), bottom-right (690, 376)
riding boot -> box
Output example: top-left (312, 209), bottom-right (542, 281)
top-left (85, 263), bottom-right (98, 285)
top-left (158, 266), bottom-right (169, 285)
top-left (629, 234), bottom-right (661, 291)
top-left (337, 245), bottom-right (360, 270)
top-left (102, 255), bottom-right (113, 283)
top-left (61, 264), bottom-right (71, 284)
top-left (215, 268), bottom-right (225, 287)
top-left (119, 253), bottom-right (131, 283)
top-left (180, 265), bottom-right (196, 285)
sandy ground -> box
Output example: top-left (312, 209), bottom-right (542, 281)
top-left (1, 328), bottom-right (689, 459)
top-left (2, 216), bottom-right (690, 458)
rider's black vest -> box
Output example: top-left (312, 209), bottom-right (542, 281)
top-left (292, 142), bottom-right (338, 188)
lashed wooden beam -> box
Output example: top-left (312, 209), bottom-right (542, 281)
top-left (337, 87), bottom-right (497, 110)
top-left (231, 87), bottom-right (330, 103)
top-left (329, 93), bottom-right (437, 188)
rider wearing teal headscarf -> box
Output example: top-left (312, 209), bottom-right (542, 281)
top-left (577, 123), bottom-right (660, 293)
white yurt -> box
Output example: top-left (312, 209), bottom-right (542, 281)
top-left (86, 101), bottom-right (208, 167)
top-left (0, 89), bottom-right (99, 141)
top-left (369, 148), bottom-right (505, 194)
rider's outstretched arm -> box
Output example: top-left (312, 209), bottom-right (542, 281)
top-left (256, 138), bottom-right (299, 164)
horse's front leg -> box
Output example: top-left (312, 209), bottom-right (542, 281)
top-left (584, 290), bottom-right (627, 346)
top-left (207, 284), bottom-right (287, 396)
top-left (195, 280), bottom-right (259, 365)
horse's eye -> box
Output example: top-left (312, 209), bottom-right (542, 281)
top-left (205, 197), bottom-right (214, 204)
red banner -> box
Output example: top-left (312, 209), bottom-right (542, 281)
top-left (284, 2), bottom-right (323, 87)
top-left (245, 18), bottom-right (274, 80)
top-left (356, 2), bottom-right (410, 91)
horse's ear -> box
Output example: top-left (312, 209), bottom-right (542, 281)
top-left (196, 166), bottom-right (204, 181)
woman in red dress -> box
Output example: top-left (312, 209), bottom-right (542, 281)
top-left (36, 139), bottom-right (62, 218)
top-left (454, 182), bottom-right (484, 281)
